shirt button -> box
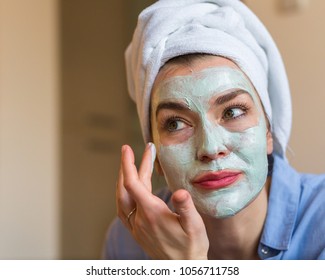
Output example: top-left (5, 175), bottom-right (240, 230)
top-left (261, 246), bottom-right (269, 255)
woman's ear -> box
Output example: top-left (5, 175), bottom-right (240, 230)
top-left (266, 130), bottom-right (273, 155)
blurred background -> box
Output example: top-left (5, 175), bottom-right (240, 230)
top-left (0, 0), bottom-right (324, 259)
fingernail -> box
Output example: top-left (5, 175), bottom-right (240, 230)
top-left (148, 142), bottom-right (156, 171)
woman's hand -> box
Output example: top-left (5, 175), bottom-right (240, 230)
top-left (116, 143), bottom-right (209, 260)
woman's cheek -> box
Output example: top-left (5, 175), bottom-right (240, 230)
top-left (158, 138), bottom-right (195, 192)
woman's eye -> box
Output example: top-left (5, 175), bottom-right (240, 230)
top-left (165, 119), bottom-right (187, 132)
top-left (223, 107), bottom-right (246, 120)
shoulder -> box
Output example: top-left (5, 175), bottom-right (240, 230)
top-left (274, 155), bottom-right (325, 259)
top-left (294, 173), bottom-right (325, 259)
top-left (300, 172), bottom-right (325, 197)
top-left (296, 171), bottom-right (325, 231)
top-left (294, 168), bottom-right (325, 221)
top-left (272, 154), bottom-right (325, 204)
top-left (264, 155), bottom-right (325, 259)
top-left (102, 187), bottom-right (172, 260)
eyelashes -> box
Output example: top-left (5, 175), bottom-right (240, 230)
top-left (222, 102), bottom-right (250, 121)
top-left (159, 115), bottom-right (191, 133)
top-left (157, 102), bottom-right (251, 133)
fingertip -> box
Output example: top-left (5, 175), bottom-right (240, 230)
top-left (121, 145), bottom-right (127, 160)
top-left (147, 142), bottom-right (156, 172)
top-left (121, 144), bottom-right (130, 154)
top-left (122, 145), bottom-right (135, 161)
top-left (172, 189), bottom-right (190, 205)
top-left (148, 142), bottom-right (156, 158)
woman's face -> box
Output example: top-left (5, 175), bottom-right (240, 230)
top-left (151, 57), bottom-right (272, 218)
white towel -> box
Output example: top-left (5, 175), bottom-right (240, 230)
top-left (125, 0), bottom-right (291, 158)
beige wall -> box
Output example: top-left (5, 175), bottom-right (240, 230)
top-left (60, 0), bottom-right (131, 259)
top-left (0, 0), bottom-right (60, 258)
top-left (245, 0), bottom-right (325, 173)
top-left (0, 0), bottom-right (149, 260)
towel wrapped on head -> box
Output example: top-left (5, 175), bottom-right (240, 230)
top-left (125, 0), bottom-right (291, 158)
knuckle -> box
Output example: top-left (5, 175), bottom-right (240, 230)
top-left (123, 178), bottom-right (137, 190)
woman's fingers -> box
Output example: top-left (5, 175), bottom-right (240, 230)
top-left (138, 143), bottom-right (156, 190)
top-left (118, 145), bottom-right (208, 259)
top-left (116, 166), bottom-right (134, 213)
top-left (171, 189), bottom-right (209, 259)
top-left (116, 146), bottom-right (136, 227)
top-left (121, 145), bottom-right (139, 184)
top-left (122, 144), bottom-right (153, 205)
top-left (171, 189), bottom-right (206, 235)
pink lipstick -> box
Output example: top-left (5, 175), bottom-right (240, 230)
top-left (192, 170), bottom-right (242, 190)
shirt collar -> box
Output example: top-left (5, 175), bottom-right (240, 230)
top-left (260, 154), bottom-right (301, 251)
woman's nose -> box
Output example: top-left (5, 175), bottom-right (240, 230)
top-left (196, 126), bottom-right (230, 163)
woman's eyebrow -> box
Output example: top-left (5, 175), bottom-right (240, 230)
top-left (155, 101), bottom-right (189, 117)
top-left (215, 90), bottom-right (252, 105)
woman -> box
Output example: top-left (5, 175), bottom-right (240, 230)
top-left (104, 0), bottom-right (325, 259)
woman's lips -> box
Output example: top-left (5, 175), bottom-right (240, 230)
top-left (192, 170), bottom-right (242, 190)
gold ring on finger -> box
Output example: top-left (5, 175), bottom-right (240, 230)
top-left (127, 207), bottom-right (137, 226)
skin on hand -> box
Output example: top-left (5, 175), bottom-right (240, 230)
top-left (116, 143), bottom-right (209, 260)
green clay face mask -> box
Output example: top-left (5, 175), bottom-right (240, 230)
top-left (152, 66), bottom-right (268, 218)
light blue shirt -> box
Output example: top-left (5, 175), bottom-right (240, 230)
top-left (104, 154), bottom-right (325, 260)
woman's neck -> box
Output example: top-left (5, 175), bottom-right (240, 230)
top-left (201, 177), bottom-right (271, 260)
